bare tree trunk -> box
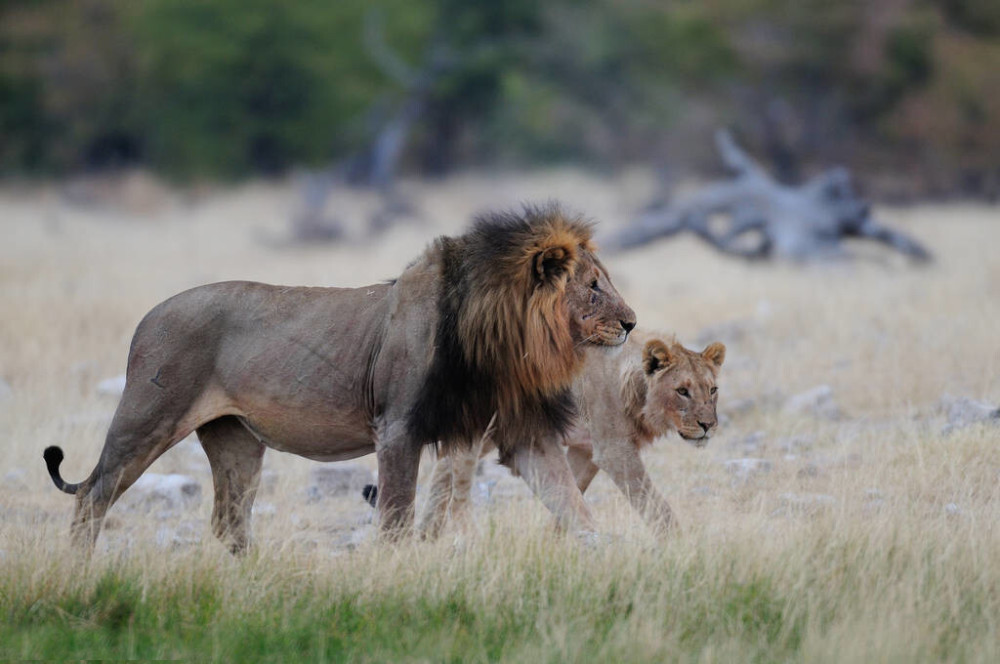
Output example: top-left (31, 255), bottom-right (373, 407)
top-left (606, 130), bottom-right (931, 263)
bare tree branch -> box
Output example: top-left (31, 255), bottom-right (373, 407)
top-left (606, 130), bottom-right (931, 263)
top-left (363, 9), bottom-right (417, 87)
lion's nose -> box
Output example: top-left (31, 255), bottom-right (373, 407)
top-left (699, 421), bottom-right (712, 433)
top-left (620, 319), bottom-right (635, 334)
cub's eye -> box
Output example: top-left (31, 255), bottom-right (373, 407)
top-left (590, 279), bottom-right (600, 291)
top-left (676, 387), bottom-right (689, 397)
top-left (710, 387), bottom-right (718, 395)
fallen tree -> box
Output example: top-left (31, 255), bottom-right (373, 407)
top-left (605, 131), bottom-right (931, 262)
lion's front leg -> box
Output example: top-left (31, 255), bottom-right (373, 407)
top-left (374, 422), bottom-right (422, 540)
top-left (506, 435), bottom-right (595, 533)
top-left (592, 441), bottom-right (674, 534)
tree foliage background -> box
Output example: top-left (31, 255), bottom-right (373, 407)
top-left (1, 0), bottom-right (998, 197)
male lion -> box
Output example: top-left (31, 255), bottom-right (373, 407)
top-left (412, 334), bottom-right (725, 538)
top-left (43, 205), bottom-right (636, 553)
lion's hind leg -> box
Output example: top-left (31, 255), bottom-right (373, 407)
top-left (197, 417), bottom-right (265, 555)
top-left (70, 391), bottom-right (200, 552)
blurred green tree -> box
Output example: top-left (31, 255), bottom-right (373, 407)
top-left (0, 0), bottom-right (997, 196)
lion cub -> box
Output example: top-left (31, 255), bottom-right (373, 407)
top-left (414, 334), bottom-right (725, 537)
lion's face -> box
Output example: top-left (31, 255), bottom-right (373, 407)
top-left (565, 252), bottom-right (636, 347)
top-left (641, 339), bottom-right (726, 447)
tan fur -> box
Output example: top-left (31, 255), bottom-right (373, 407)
top-left (417, 333), bottom-right (725, 539)
top-left (44, 205), bottom-right (635, 552)
top-left (627, 337), bottom-right (725, 446)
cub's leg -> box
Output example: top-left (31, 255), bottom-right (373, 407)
top-left (447, 437), bottom-right (494, 529)
top-left (591, 441), bottom-right (674, 533)
top-left (417, 437), bottom-right (493, 540)
top-left (507, 435), bottom-right (595, 533)
top-left (197, 417), bottom-right (265, 555)
top-left (417, 446), bottom-right (458, 541)
top-left (374, 421), bottom-right (423, 539)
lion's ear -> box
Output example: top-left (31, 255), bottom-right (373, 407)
top-left (702, 341), bottom-right (726, 369)
top-left (643, 339), bottom-right (674, 374)
top-left (532, 244), bottom-right (576, 286)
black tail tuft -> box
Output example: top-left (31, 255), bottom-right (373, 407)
top-left (362, 484), bottom-right (377, 508)
top-left (43, 445), bottom-right (79, 494)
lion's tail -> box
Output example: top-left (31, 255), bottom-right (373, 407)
top-left (43, 446), bottom-right (81, 494)
top-left (361, 484), bottom-right (377, 508)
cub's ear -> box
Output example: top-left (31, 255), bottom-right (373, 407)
top-left (532, 243), bottom-right (577, 286)
top-left (702, 341), bottom-right (726, 369)
top-left (643, 339), bottom-right (674, 374)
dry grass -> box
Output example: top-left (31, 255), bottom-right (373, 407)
top-left (1, 171), bottom-right (998, 660)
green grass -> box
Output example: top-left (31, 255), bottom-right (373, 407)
top-left (1, 562), bottom-right (794, 661)
top-left (2, 516), bottom-right (996, 662)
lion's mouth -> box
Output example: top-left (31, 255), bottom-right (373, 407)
top-left (589, 327), bottom-right (629, 347)
top-left (680, 430), bottom-right (711, 447)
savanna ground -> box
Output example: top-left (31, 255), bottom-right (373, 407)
top-left (1, 171), bottom-right (998, 661)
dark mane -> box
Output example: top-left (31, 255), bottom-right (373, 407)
top-left (406, 204), bottom-right (593, 453)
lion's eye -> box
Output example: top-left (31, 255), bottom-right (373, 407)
top-left (710, 386), bottom-right (718, 395)
top-left (590, 279), bottom-right (600, 291)
top-left (676, 387), bottom-right (689, 397)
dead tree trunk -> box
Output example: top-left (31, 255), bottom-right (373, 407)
top-left (290, 11), bottom-right (451, 242)
top-left (606, 130), bottom-right (931, 262)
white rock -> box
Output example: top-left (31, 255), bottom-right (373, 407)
top-left (307, 464), bottom-right (374, 501)
top-left (347, 525), bottom-right (374, 549)
top-left (779, 435), bottom-right (815, 454)
top-left (257, 469), bottom-right (279, 495)
top-left (944, 502), bottom-right (961, 516)
top-left (472, 479), bottom-right (499, 504)
top-left (96, 374), bottom-right (127, 397)
top-left (941, 395), bottom-right (1000, 434)
top-left (783, 385), bottom-right (841, 420)
top-left (121, 473), bottom-right (201, 512)
top-left (755, 299), bottom-right (774, 321)
top-left (728, 431), bottom-right (766, 454)
top-left (173, 437), bottom-right (211, 473)
top-left (724, 458), bottom-right (772, 479)
top-left (863, 498), bottom-right (885, 513)
top-left (252, 502), bottom-right (277, 516)
top-left (778, 492), bottom-right (836, 515)
top-left (3, 468), bottom-right (27, 487)
top-left (154, 521), bottom-right (201, 549)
